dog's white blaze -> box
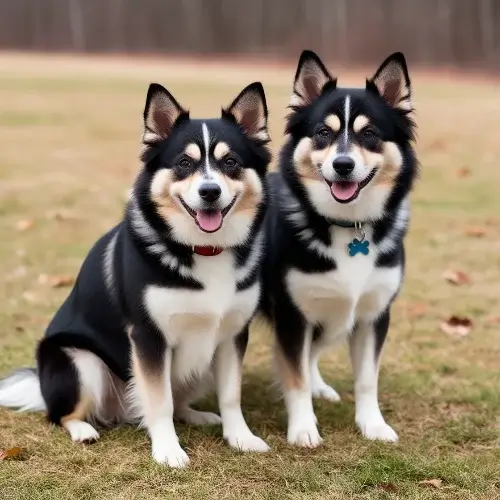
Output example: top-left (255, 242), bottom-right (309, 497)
top-left (202, 122), bottom-right (213, 178)
top-left (343, 94), bottom-right (351, 149)
top-left (144, 252), bottom-right (260, 383)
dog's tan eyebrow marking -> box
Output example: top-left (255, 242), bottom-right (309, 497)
top-left (325, 114), bottom-right (341, 132)
top-left (353, 115), bottom-right (370, 133)
top-left (184, 143), bottom-right (201, 161)
top-left (213, 142), bottom-right (230, 160)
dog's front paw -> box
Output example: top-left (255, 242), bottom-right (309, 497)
top-left (226, 431), bottom-right (270, 452)
top-left (65, 421), bottom-right (100, 443)
top-left (357, 420), bottom-right (398, 442)
top-left (152, 442), bottom-right (190, 468)
top-left (287, 423), bottom-right (323, 448)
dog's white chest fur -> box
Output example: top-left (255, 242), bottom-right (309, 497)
top-left (144, 252), bottom-right (259, 381)
top-left (287, 227), bottom-right (401, 343)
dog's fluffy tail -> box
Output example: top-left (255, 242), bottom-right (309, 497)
top-left (0, 368), bottom-right (46, 412)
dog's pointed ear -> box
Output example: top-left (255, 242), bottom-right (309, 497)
top-left (367, 52), bottom-right (411, 112)
top-left (223, 82), bottom-right (269, 143)
top-left (142, 83), bottom-right (188, 147)
top-left (290, 50), bottom-right (336, 109)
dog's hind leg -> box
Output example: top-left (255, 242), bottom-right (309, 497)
top-left (175, 377), bottom-right (222, 426)
top-left (349, 311), bottom-right (398, 442)
top-left (310, 345), bottom-right (341, 402)
top-left (36, 339), bottom-right (102, 443)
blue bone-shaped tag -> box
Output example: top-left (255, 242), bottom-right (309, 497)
top-left (348, 238), bottom-right (370, 257)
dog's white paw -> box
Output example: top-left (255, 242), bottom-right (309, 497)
top-left (287, 423), bottom-right (323, 448)
top-left (177, 408), bottom-right (222, 426)
top-left (65, 420), bottom-right (100, 443)
top-left (152, 442), bottom-right (190, 468)
top-left (226, 431), bottom-right (270, 452)
top-left (312, 383), bottom-right (341, 402)
top-left (358, 421), bottom-right (399, 442)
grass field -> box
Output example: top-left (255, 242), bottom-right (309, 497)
top-left (0, 53), bottom-right (499, 500)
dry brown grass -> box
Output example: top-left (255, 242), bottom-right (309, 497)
top-left (0, 53), bottom-right (499, 499)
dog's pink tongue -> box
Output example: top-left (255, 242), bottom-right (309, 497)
top-left (331, 181), bottom-right (358, 201)
top-left (196, 210), bottom-right (223, 232)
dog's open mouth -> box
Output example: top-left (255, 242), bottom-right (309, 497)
top-left (327, 169), bottom-right (378, 204)
top-left (178, 196), bottom-right (237, 233)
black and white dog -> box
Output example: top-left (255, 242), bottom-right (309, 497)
top-left (261, 51), bottom-right (417, 447)
top-left (0, 81), bottom-right (271, 466)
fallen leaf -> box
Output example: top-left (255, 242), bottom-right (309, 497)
top-left (16, 219), bottom-right (35, 231)
top-left (442, 269), bottom-right (471, 285)
top-left (426, 138), bottom-right (447, 152)
top-left (464, 226), bottom-right (487, 237)
top-left (485, 314), bottom-right (500, 324)
top-left (419, 479), bottom-right (443, 489)
top-left (0, 447), bottom-right (22, 460)
top-left (38, 274), bottom-right (74, 288)
top-left (440, 316), bottom-right (473, 337)
top-left (455, 167), bottom-right (471, 178)
top-left (405, 302), bottom-right (428, 319)
top-left (378, 483), bottom-right (398, 492)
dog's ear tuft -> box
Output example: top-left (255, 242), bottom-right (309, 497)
top-left (142, 83), bottom-right (187, 152)
top-left (223, 82), bottom-right (269, 143)
top-left (368, 52), bottom-right (411, 112)
top-left (290, 50), bottom-right (335, 109)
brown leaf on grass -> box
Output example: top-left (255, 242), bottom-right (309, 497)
top-left (426, 138), bottom-right (447, 152)
top-left (16, 218), bottom-right (35, 231)
top-left (440, 316), bottom-right (473, 337)
top-left (377, 483), bottom-right (398, 492)
top-left (464, 226), bottom-right (487, 237)
top-left (0, 447), bottom-right (23, 460)
top-left (404, 302), bottom-right (428, 319)
top-left (442, 269), bottom-right (471, 285)
top-left (485, 314), bottom-right (500, 324)
top-left (38, 274), bottom-right (75, 288)
top-left (418, 479), bottom-right (443, 489)
top-left (455, 167), bottom-right (471, 178)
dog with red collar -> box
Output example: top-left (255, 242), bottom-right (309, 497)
top-left (0, 81), bottom-right (271, 467)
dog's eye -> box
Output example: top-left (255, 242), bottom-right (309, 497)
top-left (224, 157), bottom-right (238, 169)
top-left (361, 127), bottom-right (377, 139)
top-left (178, 157), bottom-right (192, 169)
top-left (316, 128), bottom-right (331, 138)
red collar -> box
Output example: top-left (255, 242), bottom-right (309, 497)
top-left (193, 246), bottom-right (224, 256)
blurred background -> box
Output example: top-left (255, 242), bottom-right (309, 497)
top-left (0, 0), bottom-right (499, 69)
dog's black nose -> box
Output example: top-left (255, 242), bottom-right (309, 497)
top-left (198, 183), bottom-right (221, 202)
top-left (332, 156), bottom-right (355, 176)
